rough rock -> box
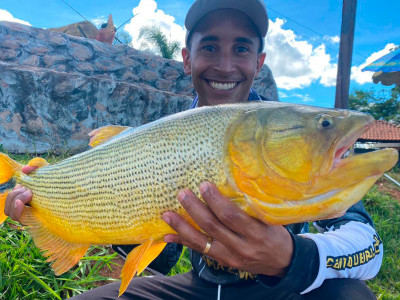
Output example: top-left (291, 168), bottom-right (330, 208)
top-left (0, 21), bottom-right (278, 154)
top-left (0, 62), bottom-right (192, 153)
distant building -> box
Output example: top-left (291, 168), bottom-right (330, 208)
top-left (355, 120), bottom-right (400, 151)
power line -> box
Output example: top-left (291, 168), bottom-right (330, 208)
top-left (59, 0), bottom-right (91, 24)
top-left (116, 14), bottom-right (138, 32)
top-left (59, 0), bottom-right (124, 44)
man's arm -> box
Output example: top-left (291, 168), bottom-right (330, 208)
top-left (299, 201), bottom-right (382, 294)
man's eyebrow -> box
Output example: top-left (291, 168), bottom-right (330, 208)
top-left (236, 37), bottom-right (254, 45)
top-left (198, 36), bottom-right (219, 43)
top-left (198, 36), bottom-right (255, 45)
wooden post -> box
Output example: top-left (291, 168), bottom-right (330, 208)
top-left (335, 0), bottom-right (357, 109)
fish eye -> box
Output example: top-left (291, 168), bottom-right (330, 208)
top-left (317, 115), bottom-right (333, 129)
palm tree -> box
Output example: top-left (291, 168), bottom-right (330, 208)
top-left (139, 25), bottom-right (181, 59)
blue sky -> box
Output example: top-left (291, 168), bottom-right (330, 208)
top-left (1, 0), bottom-right (399, 108)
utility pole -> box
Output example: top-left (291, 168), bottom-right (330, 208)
top-left (335, 0), bottom-right (357, 109)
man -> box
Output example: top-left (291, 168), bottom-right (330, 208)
top-left (96, 14), bottom-right (116, 44)
top-left (5, 0), bottom-right (380, 299)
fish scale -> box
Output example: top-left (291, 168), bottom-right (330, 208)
top-left (15, 106), bottom-right (242, 243)
top-left (0, 102), bottom-right (397, 296)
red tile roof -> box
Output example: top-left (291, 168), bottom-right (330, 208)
top-left (359, 120), bottom-right (400, 141)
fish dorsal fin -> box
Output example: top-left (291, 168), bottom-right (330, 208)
top-left (28, 157), bottom-right (49, 168)
top-left (20, 206), bottom-right (90, 275)
top-left (88, 125), bottom-right (130, 148)
top-left (119, 239), bottom-right (167, 296)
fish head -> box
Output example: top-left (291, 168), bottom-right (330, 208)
top-left (258, 105), bottom-right (374, 184)
top-left (225, 103), bottom-right (398, 224)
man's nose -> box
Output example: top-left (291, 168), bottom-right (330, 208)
top-left (214, 53), bottom-right (236, 74)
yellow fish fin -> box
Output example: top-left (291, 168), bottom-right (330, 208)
top-left (27, 157), bottom-right (49, 168)
top-left (88, 125), bottom-right (130, 148)
top-left (20, 206), bottom-right (90, 275)
top-left (0, 192), bottom-right (9, 224)
top-left (0, 153), bottom-right (22, 224)
top-left (0, 153), bottom-right (22, 184)
top-left (119, 239), bottom-right (167, 296)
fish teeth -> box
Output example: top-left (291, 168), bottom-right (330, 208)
top-left (209, 81), bottom-right (237, 91)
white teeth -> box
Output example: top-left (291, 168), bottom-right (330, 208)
top-left (209, 81), bottom-right (237, 90)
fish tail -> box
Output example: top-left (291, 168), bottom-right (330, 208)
top-left (0, 193), bottom-right (9, 224)
top-left (0, 153), bottom-right (23, 224)
top-left (0, 153), bottom-right (22, 185)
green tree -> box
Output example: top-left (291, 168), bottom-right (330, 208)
top-left (139, 25), bottom-right (181, 59)
top-left (115, 30), bottom-right (133, 46)
top-left (349, 86), bottom-right (400, 123)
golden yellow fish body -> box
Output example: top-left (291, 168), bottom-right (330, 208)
top-left (0, 101), bottom-right (398, 295)
top-left (19, 105), bottom-right (242, 246)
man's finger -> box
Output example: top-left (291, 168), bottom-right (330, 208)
top-left (163, 211), bottom-right (213, 253)
top-left (22, 166), bottom-right (38, 174)
top-left (5, 188), bottom-right (32, 221)
top-left (162, 212), bottom-right (232, 265)
top-left (5, 187), bottom-right (26, 216)
top-left (199, 182), bottom-right (261, 237)
top-left (177, 189), bottom-right (241, 246)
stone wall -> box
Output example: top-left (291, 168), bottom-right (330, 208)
top-left (0, 21), bottom-right (278, 154)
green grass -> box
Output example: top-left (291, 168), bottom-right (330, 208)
top-left (364, 185), bottom-right (400, 300)
top-left (1, 152), bottom-right (399, 298)
top-left (0, 220), bottom-right (120, 299)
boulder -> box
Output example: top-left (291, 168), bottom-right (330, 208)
top-left (0, 21), bottom-right (278, 154)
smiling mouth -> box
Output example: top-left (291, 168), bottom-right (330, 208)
top-left (208, 80), bottom-right (238, 91)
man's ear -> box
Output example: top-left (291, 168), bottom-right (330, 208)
top-left (182, 47), bottom-right (192, 75)
top-left (256, 52), bottom-right (266, 76)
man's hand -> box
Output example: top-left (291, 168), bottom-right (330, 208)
top-left (162, 182), bottom-right (294, 277)
top-left (4, 166), bottom-right (37, 222)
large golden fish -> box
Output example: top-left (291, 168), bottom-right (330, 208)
top-left (0, 102), bottom-right (398, 295)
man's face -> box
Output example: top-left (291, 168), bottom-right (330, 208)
top-left (182, 9), bottom-right (266, 107)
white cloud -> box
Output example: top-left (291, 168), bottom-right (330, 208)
top-left (0, 9), bottom-right (31, 26)
top-left (91, 16), bottom-right (107, 28)
top-left (122, 6), bottom-right (339, 90)
top-left (324, 35), bottom-right (340, 44)
top-left (124, 0), bottom-right (186, 58)
top-left (278, 91), bottom-right (289, 98)
top-left (264, 18), bottom-right (337, 90)
top-left (351, 43), bottom-right (397, 85)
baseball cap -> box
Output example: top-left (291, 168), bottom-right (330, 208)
top-left (185, 0), bottom-right (269, 50)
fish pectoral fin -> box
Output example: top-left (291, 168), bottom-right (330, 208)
top-left (88, 125), bottom-right (131, 148)
top-left (119, 239), bottom-right (167, 296)
top-left (20, 206), bottom-right (90, 275)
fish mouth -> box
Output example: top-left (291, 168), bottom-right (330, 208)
top-left (330, 117), bottom-right (374, 171)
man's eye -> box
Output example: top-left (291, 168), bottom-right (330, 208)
top-left (236, 46), bottom-right (249, 53)
top-left (203, 45), bottom-right (215, 52)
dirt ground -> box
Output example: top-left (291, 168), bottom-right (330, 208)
top-left (377, 180), bottom-right (400, 201)
top-left (94, 254), bottom-right (125, 286)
